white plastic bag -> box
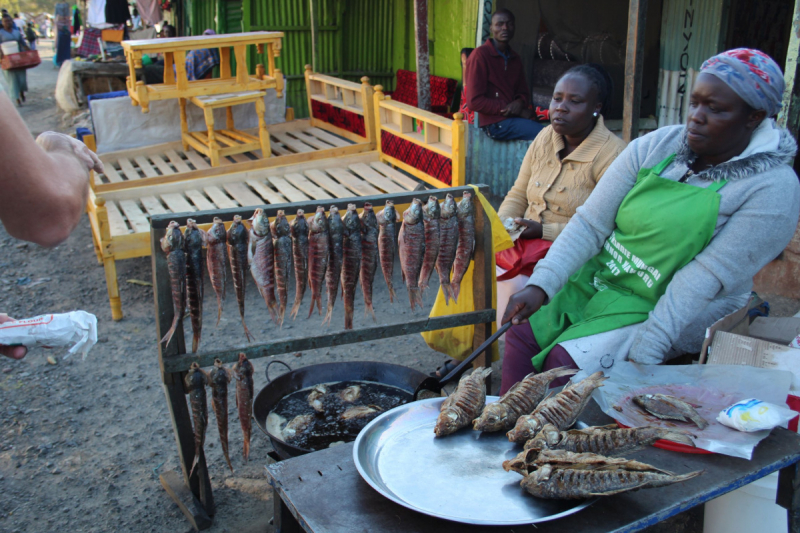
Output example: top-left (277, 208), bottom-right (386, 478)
top-left (0, 311), bottom-right (98, 359)
top-left (717, 398), bottom-right (797, 432)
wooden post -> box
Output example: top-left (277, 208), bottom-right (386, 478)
top-left (304, 64), bottom-right (314, 122)
top-left (414, 0), bottom-right (431, 111)
top-left (309, 0), bottom-right (319, 73)
top-left (255, 97), bottom-right (271, 157)
top-left (471, 189), bottom-right (494, 394)
top-left (451, 112), bottom-right (465, 187)
top-left (95, 197), bottom-right (123, 321)
top-left (373, 85), bottom-right (385, 160)
top-left (179, 98), bottom-right (189, 151)
top-left (83, 134), bottom-right (98, 193)
top-left (622, 0), bottom-right (648, 143)
top-left (361, 76), bottom-right (377, 149)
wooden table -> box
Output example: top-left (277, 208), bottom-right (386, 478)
top-left (266, 401), bottom-right (800, 533)
top-left (121, 31), bottom-right (284, 113)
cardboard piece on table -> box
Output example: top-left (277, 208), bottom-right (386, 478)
top-left (707, 331), bottom-right (800, 394)
top-left (699, 296), bottom-right (753, 364)
top-left (748, 317), bottom-right (800, 346)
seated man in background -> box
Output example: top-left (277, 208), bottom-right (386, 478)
top-left (465, 8), bottom-right (543, 141)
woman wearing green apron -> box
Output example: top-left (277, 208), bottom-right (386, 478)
top-left (499, 49), bottom-right (800, 394)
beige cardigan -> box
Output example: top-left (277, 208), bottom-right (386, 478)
top-left (497, 116), bottom-right (627, 241)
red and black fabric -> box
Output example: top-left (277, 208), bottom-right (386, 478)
top-left (380, 131), bottom-right (452, 186)
top-left (535, 106), bottom-right (550, 121)
top-left (76, 27), bottom-right (103, 57)
top-left (386, 69), bottom-right (457, 117)
top-left (310, 100), bottom-right (366, 138)
top-left (459, 88), bottom-right (474, 125)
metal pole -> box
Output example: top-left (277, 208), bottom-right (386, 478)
top-left (622, 0), bottom-right (648, 143)
top-left (414, 0), bottom-right (431, 111)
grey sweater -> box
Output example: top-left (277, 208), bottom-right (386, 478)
top-left (527, 121), bottom-right (800, 364)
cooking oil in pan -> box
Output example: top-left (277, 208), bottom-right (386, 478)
top-left (267, 380), bottom-right (411, 451)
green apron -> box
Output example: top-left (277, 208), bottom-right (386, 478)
top-left (529, 154), bottom-right (727, 371)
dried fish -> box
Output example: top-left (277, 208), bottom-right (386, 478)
top-left (227, 216), bottom-right (254, 342)
top-left (436, 194), bottom-right (459, 304)
top-left (272, 211), bottom-right (293, 327)
top-left (248, 208), bottom-right (279, 325)
top-left (290, 210), bottom-right (309, 321)
top-left (283, 414), bottom-right (315, 441)
top-left (341, 405), bottom-right (382, 421)
top-left (472, 367), bottom-right (578, 432)
top-left (418, 195), bottom-right (441, 292)
top-left (184, 362), bottom-right (208, 476)
top-left (307, 384), bottom-right (328, 413)
top-left (341, 204), bottom-right (362, 330)
top-left (633, 393), bottom-right (709, 429)
top-left (160, 221), bottom-right (185, 347)
top-left (208, 359), bottom-right (233, 472)
top-left (451, 191), bottom-right (475, 303)
top-left (206, 217), bottom-right (228, 326)
top-left (324, 206), bottom-right (344, 325)
top-left (184, 219), bottom-right (206, 353)
top-left (398, 198), bottom-right (425, 310)
top-left (233, 353), bottom-right (254, 461)
top-left (307, 207), bottom-right (329, 318)
top-left (377, 200), bottom-right (399, 303)
top-left (360, 202), bottom-right (380, 321)
top-left (434, 368), bottom-right (492, 437)
top-left (507, 371), bottom-right (608, 444)
top-left (522, 423), bottom-right (695, 457)
top-left (519, 449), bottom-right (703, 499)
top-left (338, 385), bottom-right (361, 403)
top-left (505, 447), bottom-right (665, 476)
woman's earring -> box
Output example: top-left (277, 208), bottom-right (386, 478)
top-left (593, 112), bottom-right (598, 117)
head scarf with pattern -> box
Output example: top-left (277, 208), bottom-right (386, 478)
top-left (700, 48), bottom-right (784, 117)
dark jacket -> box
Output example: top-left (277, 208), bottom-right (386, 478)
top-left (464, 39), bottom-right (530, 127)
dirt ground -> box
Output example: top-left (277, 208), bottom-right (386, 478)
top-left (0, 41), bottom-right (797, 533)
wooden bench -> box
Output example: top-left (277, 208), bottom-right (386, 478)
top-left (181, 91), bottom-right (270, 167)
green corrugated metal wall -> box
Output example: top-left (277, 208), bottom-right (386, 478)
top-left (224, 0), bottom-right (244, 32)
top-left (341, 0), bottom-right (395, 91)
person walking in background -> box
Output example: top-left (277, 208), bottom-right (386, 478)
top-left (24, 22), bottom-right (36, 50)
top-left (54, 2), bottom-right (71, 67)
top-left (0, 14), bottom-right (29, 106)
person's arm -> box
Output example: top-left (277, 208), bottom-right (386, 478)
top-left (0, 94), bottom-right (103, 247)
top-left (465, 51), bottom-right (506, 116)
top-left (628, 169), bottom-right (800, 364)
top-left (497, 141), bottom-right (537, 221)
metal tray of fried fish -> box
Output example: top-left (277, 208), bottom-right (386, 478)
top-left (353, 396), bottom-right (596, 526)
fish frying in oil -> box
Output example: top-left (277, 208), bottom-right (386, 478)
top-left (184, 362), bottom-right (209, 476)
top-left (160, 221), bottom-right (185, 347)
top-left (233, 353), bottom-right (254, 461)
top-left (341, 405), bottom-right (382, 421)
top-left (290, 209), bottom-right (309, 321)
top-left (450, 191), bottom-right (475, 303)
top-left (472, 366), bottom-right (578, 432)
top-left (338, 385), bottom-right (361, 403)
top-left (284, 414), bottom-right (315, 441)
top-left (436, 194), bottom-right (459, 304)
top-left (434, 368), bottom-right (492, 437)
top-left (272, 211), bottom-right (293, 327)
top-left (377, 200), bottom-right (399, 303)
top-left (507, 371), bottom-right (608, 444)
top-left (518, 449), bottom-right (703, 499)
top-left (324, 206), bottom-right (344, 325)
top-left (206, 217), bottom-right (228, 325)
top-left (227, 216), bottom-right (254, 342)
top-left (308, 384), bottom-right (328, 413)
top-left (209, 359), bottom-right (233, 472)
top-left (249, 208), bottom-right (279, 325)
top-left (184, 219), bottom-right (205, 353)
top-left (307, 207), bottom-right (329, 318)
top-left (360, 202), bottom-right (380, 321)
top-left (633, 393), bottom-right (709, 429)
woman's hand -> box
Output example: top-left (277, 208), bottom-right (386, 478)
top-left (0, 313), bottom-right (26, 360)
top-left (501, 285), bottom-right (547, 326)
top-left (515, 218), bottom-right (543, 239)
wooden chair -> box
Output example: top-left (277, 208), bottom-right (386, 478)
top-left (180, 91), bottom-right (271, 167)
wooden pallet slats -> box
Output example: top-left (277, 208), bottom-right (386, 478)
top-left (224, 182), bottom-right (264, 207)
top-left (140, 195), bottom-right (169, 216)
top-left (267, 176), bottom-right (311, 203)
top-left (184, 189), bottom-right (217, 211)
top-left (284, 173), bottom-right (333, 200)
top-left (326, 167), bottom-right (382, 196)
top-left (370, 161), bottom-right (420, 191)
top-left (203, 186), bottom-right (239, 209)
top-left (150, 154), bottom-right (176, 176)
top-left (303, 169), bottom-right (353, 199)
top-left (118, 158), bottom-right (142, 181)
top-left (306, 127), bottom-right (352, 148)
top-left (105, 200), bottom-right (132, 235)
top-left (184, 150), bottom-right (212, 171)
top-left (134, 156), bottom-right (160, 178)
top-left (102, 164), bottom-right (124, 183)
top-left (246, 178), bottom-right (287, 204)
top-left (117, 199), bottom-right (151, 234)
top-left (165, 150), bottom-right (193, 173)
top-left (214, 132), bottom-right (240, 148)
top-left (270, 142), bottom-right (293, 156)
top-left (228, 153), bottom-right (253, 164)
top-left (273, 132), bottom-right (315, 154)
top-left (288, 131), bottom-right (335, 151)
top-left (161, 193), bottom-right (197, 214)
top-left (348, 163), bottom-right (404, 193)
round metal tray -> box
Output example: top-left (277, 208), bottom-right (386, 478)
top-left (353, 396), bottom-right (596, 526)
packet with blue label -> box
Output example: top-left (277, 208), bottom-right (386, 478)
top-left (717, 398), bottom-right (797, 432)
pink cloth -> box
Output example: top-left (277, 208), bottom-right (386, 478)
top-left (135, 0), bottom-right (162, 26)
top-left (500, 322), bottom-right (578, 394)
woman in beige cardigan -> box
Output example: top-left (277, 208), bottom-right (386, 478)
top-left (495, 64), bottom-right (627, 330)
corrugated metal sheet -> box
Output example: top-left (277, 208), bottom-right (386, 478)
top-left (189, 0), bottom-right (216, 36)
top-left (465, 124), bottom-right (531, 200)
top-left (224, 0), bottom-right (243, 33)
top-left (342, 0), bottom-right (395, 90)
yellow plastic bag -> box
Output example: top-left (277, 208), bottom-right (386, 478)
top-left (421, 186), bottom-right (513, 361)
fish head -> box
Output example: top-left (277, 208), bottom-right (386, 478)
top-left (440, 194), bottom-right (457, 219)
top-left (273, 211), bottom-right (290, 236)
top-left (403, 198), bottom-right (423, 224)
top-left (457, 191), bottom-right (474, 218)
top-left (309, 206), bottom-right (327, 233)
top-left (251, 208), bottom-right (270, 237)
top-left (424, 196), bottom-right (440, 219)
top-left (433, 409), bottom-right (460, 437)
top-left (361, 202), bottom-right (378, 229)
top-left (160, 221), bottom-right (183, 253)
top-left (344, 204), bottom-right (360, 230)
top-left (472, 404), bottom-right (508, 432)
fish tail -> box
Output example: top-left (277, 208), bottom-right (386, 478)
top-left (661, 431), bottom-right (696, 448)
top-left (160, 315), bottom-right (179, 347)
top-left (441, 283), bottom-right (452, 305)
top-left (451, 281), bottom-right (461, 303)
top-left (364, 302), bottom-right (376, 322)
top-left (241, 317), bottom-right (254, 343)
top-left (223, 451), bottom-right (233, 472)
top-left (690, 415), bottom-right (709, 430)
top-left (387, 283), bottom-right (396, 303)
top-left (189, 450), bottom-right (200, 478)
top-left (278, 304), bottom-right (286, 328)
top-left (290, 297), bottom-right (302, 321)
top-left (408, 288), bottom-right (423, 310)
top-left (243, 437), bottom-right (250, 462)
top-left (266, 301), bottom-right (279, 326)
top-left (192, 332), bottom-right (200, 354)
top-left (215, 300), bottom-right (222, 327)
top-left (344, 304), bottom-right (354, 330)
top-left (407, 287), bottom-right (416, 310)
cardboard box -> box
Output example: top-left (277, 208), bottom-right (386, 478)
top-left (707, 331), bottom-right (800, 394)
top-left (748, 316), bottom-right (800, 345)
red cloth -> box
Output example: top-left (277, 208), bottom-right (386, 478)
top-left (380, 131), bottom-right (452, 185)
top-left (310, 100), bottom-right (366, 137)
top-left (464, 39), bottom-right (530, 127)
top-left (495, 238), bottom-right (552, 281)
top-left (787, 394), bottom-right (800, 433)
top-left (387, 69), bottom-right (457, 117)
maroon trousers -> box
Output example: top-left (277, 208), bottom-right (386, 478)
top-left (500, 322), bottom-right (578, 395)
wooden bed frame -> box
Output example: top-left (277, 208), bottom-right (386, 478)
top-left (84, 71), bottom-right (466, 321)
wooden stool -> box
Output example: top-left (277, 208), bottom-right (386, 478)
top-left (180, 90), bottom-right (271, 167)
